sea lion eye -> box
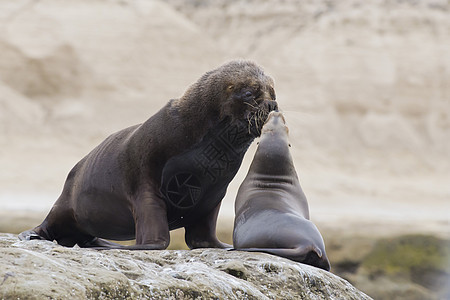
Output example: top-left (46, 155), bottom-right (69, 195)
top-left (244, 91), bottom-right (253, 99)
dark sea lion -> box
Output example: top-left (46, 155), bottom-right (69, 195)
top-left (233, 111), bottom-right (330, 271)
top-left (19, 60), bottom-right (278, 250)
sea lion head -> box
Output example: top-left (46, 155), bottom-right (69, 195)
top-left (221, 60), bottom-right (278, 136)
top-left (184, 60), bottom-right (278, 137)
top-left (252, 111), bottom-right (293, 175)
top-left (259, 111), bottom-right (290, 147)
top-left (261, 111), bottom-right (289, 135)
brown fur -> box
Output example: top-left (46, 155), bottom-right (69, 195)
top-left (19, 60), bottom-right (278, 250)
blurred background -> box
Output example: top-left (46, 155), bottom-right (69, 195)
top-left (0, 0), bottom-right (449, 298)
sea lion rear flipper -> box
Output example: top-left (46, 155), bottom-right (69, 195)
top-left (235, 246), bottom-right (310, 259)
top-left (236, 246), bottom-right (330, 271)
top-left (77, 237), bottom-right (125, 249)
top-left (18, 229), bottom-right (45, 241)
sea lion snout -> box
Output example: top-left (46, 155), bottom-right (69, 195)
top-left (266, 100), bottom-right (278, 112)
top-left (266, 111), bottom-right (286, 123)
top-left (261, 111), bottom-right (288, 135)
top-left (243, 98), bottom-right (279, 137)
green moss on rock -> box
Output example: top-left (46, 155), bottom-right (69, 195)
top-left (361, 234), bottom-right (450, 291)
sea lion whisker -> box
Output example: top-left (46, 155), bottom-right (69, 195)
top-left (252, 111), bottom-right (259, 135)
top-left (244, 102), bottom-right (258, 109)
top-left (247, 113), bottom-right (253, 134)
top-left (254, 113), bottom-right (260, 134)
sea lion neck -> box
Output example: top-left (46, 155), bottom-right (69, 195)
top-left (173, 86), bottom-right (224, 135)
top-left (245, 111), bottom-right (296, 177)
top-left (250, 132), bottom-right (296, 177)
top-left (160, 116), bottom-right (254, 229)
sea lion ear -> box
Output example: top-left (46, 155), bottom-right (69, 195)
top-left (227, 85), bottom-right (234, 92)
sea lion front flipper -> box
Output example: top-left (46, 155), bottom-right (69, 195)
top-left (184, 202), bottom-right (232, 249)
top-left (132, 189), bottom-right (170, 250)
top-left (78, 238), bottom-right (173, 250)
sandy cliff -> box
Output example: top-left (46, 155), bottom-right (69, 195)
top-left (0, 0), bottom-right (448, 237)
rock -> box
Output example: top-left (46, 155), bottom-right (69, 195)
top-left (349, 275), bottom-right (438, 300)
top-left (0, 233), bottom-right (372, 299)
top-left (325, 234), bottom-right (450, 300)
top-left (356, 234), bottom-right (450, 300)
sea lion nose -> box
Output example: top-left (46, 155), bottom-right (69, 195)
top-left (267, 100), bottom-right (278, 112)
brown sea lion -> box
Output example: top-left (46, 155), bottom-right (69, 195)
top-left (19, 60), bottom-right (278, 250)
top-left (233, 111), bottom-right (330, 271)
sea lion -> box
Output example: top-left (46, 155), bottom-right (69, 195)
top-left (19, 60), bottom-right (278, 250)
top-left (233, 111), bottom-right (330, 271)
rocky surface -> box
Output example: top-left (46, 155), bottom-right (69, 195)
top-left (0, 233), bottom-right (371, 299)
top-left (327, 234), bottom-right (450, 300)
